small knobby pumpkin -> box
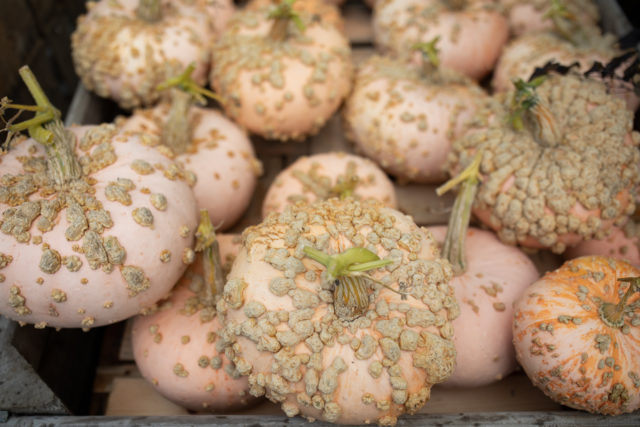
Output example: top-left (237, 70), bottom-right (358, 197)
top-left (132, 213), bottom-right (254, 412)
top-left (513, 256), bottom-right (640, 414)
top-left (0, 66), bottom-right (198, 329)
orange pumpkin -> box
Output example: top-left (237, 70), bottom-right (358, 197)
top-left (513, 256), bottom-right (640, 415)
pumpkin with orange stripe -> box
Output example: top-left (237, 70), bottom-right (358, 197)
top-left (512, 256), bottom-right (640, 415)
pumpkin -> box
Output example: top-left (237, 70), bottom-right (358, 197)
top-left (513, 256), bottom-right (640, 414)
top-left (261, 151), bottom-right (397, 218)
top-left (215, 197), bottom-right (458, 425)
top-left (498, 0), bottom-right (599, 38)
top-left (565, 223), bottom-right (640, 268)
top-left (372, 0), bottom-right (509, 80)
top-left (448, 71), bottom-right (640, 253)
top-left (209, 0), bottom-right (353, 141)
top-left (71, 0), bottom-right (215, 109)
top-left (247, 0), bottom-right (346, 33)
top-left (118, 67), bottom-right (262, 230)
top-left (343, 43), bottom-right (488, 184)
top-left (132, 213), bottom-right (254, 412)
top-left (425, 156), bottom-right (539, 387)
top-left (0, 67), bottom-right (198, 329)
top-left (491, 31), bottom-right (639, 111)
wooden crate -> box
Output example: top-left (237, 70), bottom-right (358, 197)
top-left (2, 0), bottom-right (640, 425)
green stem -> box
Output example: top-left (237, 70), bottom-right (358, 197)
top-left (156, 64), bottom-right (224, 106)
top-left (509, 77), bottom-right (560, 147)
top-left (8, 66), bottom-right (82, 185)
top-left (161, 89), bottom-right (191, 155)
top-left (544, 0), bottom-right (588, 46)
top-left (436, 152), bottom-right (482, 275)
top-left (268, 0), bottom-right (305, 41)
top-left (413, 37), bottom-right (441, 75)
top-left (329, 162), bottom-right (359, 200)
top-left (136, 0), bottom-right (162, 23)
top-left (303, 246), bottom-right (391, 282)
top-left (445, 0), bottom-right (466, 10)
top-left (599, 277), bottom-right (640, 328)
top-left (195, 210), bottom-right (225, 303)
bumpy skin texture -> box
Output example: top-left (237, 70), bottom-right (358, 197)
top-left (216, 198), bottom-right (459, 425)
top-left (372, 0), bottom-right (508, 80)
top-left (262, 152), bottom-right (397, 218)
top-left (449, 72), bottom-right (640, 253)
top-left (565, 223), bottom-right (640, 268)
top-left (0, 125), bottom-right (198, 329)
top-left (131, 233), bottom-right (254, 412)
top-left (492, 32), bottom-right (639, 111)
top-left (210, 7), bottom-right (353, 141)
top-left (71, 0), bottom-right (214, 109)
top-left (343, 55), bottom-right (488, 183)
top-left (498, 0), bottom-right (599, 38)
top-left (248, 0), bottom-right (346, 33)
top-left (428, 226), bottom-right (539, 387)
top-left (119, 103), bottom-right (261, 231)
top-left (513, 256), bottom-right (640, 415)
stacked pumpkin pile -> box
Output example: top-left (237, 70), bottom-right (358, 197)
top-left (0, 0), bottom-right (638, 424)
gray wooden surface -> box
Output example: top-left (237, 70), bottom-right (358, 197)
top-left (3, 411), bottom-right (640, 426)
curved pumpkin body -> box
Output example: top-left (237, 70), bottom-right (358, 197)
top-left (449, 72), bottom-right (640, 253)
top-left (71, 0), bottom-right (214, 109)
top-left (216, 198), bottom-right (458, 425)
top-left (262, 152), bottom-right (397, 218)
top-left (131, 233), bottom-right (253, 412)
top-left (513, 256), bottom-right (640, 414)
top-left (0, 125), bottom-right (198, 329)
top-left (428, 226), bottom-right (539, 388)
top-left (373, 0), bottom-right (508, 80)
top-left (119, 102), bottom-right (261, 231)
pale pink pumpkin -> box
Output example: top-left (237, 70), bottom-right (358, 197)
top-left (565, 223), bottom-right (640, 268)
top-left (343, 54), bottom-right (488, 183)
top-left (498, 0), bottom-right (599, 38)
top-left (0, 124), bottom-right (198, 329)
top-left (513, 256), bottom-right (640, 414)
top-left (210, 2), bottom-right (353, 141)
top-left (247, 0), bottom-right (346, 33)
top-left (131, 232), bottom-right (255, 412)
top-left (216, 198), bottom-right (458, 425)
top-left (427, 226), bottom-right (539, 387)
top-left (71, 0), bottom-right (215, 109)
top-left (261, 152), bottom-right (397, 218)
top-left (119, 101), bottom-right (261, 230)
top-left (372, 0), bottom-right (508, 80)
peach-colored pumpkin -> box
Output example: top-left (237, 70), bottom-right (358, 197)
top-left (427, 226), bottom-right (539, 387)
top-left (372, 0), bottom-right (508, 80)
top-left (118, 100), bottom-right (261, 230)
top-left (0, 124), bottom-right (198, 329)
top-left (261, 152), bottom-right (397, 218)
top-left (343, 55), bottom-right (488, 183)
top-left (131, 233), bottom-right (255, 412)
top-left (71, 0), bottom-right (215, 109)
top-left (216, 198), bottom-right (458, 425)
top-left (209, 3), bottom-right (353, 141)
top-left (513, 256), bottom-right (640, 414)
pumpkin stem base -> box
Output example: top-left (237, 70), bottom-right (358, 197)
top-left (598, 277), bottom-right (640, 328)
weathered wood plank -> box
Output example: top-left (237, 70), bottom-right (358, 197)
top-left (6, 411), bottom-right (640, 426)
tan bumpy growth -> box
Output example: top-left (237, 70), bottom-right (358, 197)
top-left (216, 198), bottom-right (458, 425)
top-left (449, 72), bottom-right (640, 253)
